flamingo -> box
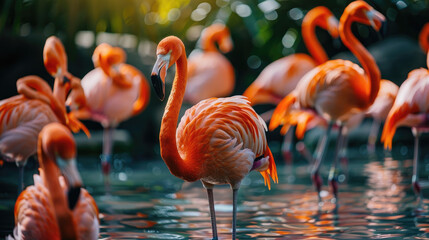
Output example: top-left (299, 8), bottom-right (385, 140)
top-left (0, 76), bottom-right (68, 191)
top-left (68, 43), bottom-right (150, 186)
top-left (43, 36), bottom-right (90, 136)
top-left (381, 49), bottom-right (429, 206)
top-left (243, 6), bottom-right (339, 162)
top-left (270, 0), bottom-right (384, 200)
top-left (184, 23), bottom-right (235, 104)
top-left (9, 123), bottom-right (99, 240)
top-left (151, 36), bottom-right (278, 239)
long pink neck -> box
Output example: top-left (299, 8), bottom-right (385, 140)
top-left (302, 14), bottom-right (329, 65)
top-left (341, 18), bottom-right (380, 104)
top-left (201, 32), bottom-right (219, 52)
top-left (40, 152), bottom-right (78, 240)
top-left (159, 46), bottom-right (199, 182)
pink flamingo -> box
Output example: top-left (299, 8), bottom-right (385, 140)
top-left (184, 23), bottom-right (235, 104)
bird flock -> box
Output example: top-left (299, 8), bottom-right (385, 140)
top-left (1, 1), bottom-right (429, 239)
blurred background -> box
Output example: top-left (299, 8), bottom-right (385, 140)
top-left (1, 0), bottom-right (429, 160)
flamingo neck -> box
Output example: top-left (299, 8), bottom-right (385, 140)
top-left (160, 48), bottom-right (199, 182)
top-left (40, 152), bottom-right (78, 240)
top-left (53, 78), bottom-right (67, 104)
top-left (302, 15), bottom-right (329, 65)
top-left (341, 19), bottom-right (380, 104)
top-left (201, 33), bottom-right (219, 52)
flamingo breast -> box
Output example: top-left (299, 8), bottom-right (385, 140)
top-left (176, 96), bottom-right (268, 186)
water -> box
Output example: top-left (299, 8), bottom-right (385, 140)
top-left (1, 150), bottom-right (429, 239)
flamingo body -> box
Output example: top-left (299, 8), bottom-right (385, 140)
top-left (243, 54), bottom-right (316, 105)
top-left (80, 66), bottom-right (144, 127)
top-left (185, 52), bottom-right (234, 104)
top-left (0, 96), bottom-right (59, 165)
top-left (382, 68), bottom-right (429, 149)
top-left (177, 96), bottom-right (273, 187)
top-left (366, 79), bottom-right (399, 120)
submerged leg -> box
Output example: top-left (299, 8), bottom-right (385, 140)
top-left (203, 182), bottom-right (218, 240)
top-left (232, 189), bottom-right (238, 240)
top-left (18, 165), bottom-right (24, 193)
top-left (412, 128), bottom-right (423, 207)
top-left (328, 125), bottom-right (345, 200)
top-left (282, 126), bottom-right (296, 165)
top-left (311, 123), bottom-right (333, 202)
top-left (367, 119), bottom-right (381, 153)
top-left (101, 127), bottom-right (114, 192)
top-left (339, 131), bottom-right (349, 183)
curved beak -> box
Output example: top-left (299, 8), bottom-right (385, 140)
top-left (58, 157), bottom-right (82, 210)
top-left (327, 16), bottom-right (340, 38)
top-left (151, 53), bottom-right (170, 101)
top-left (366, 9), bottom-right (385, 31)
top-left (219, 36), bottom-right (233, 53)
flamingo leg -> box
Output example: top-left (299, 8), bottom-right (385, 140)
top-left (101, 127), bottom-right (114, 192)
top-left (203, 182), bottom-right (218, 240)
top-left (412, 128), bottom-right (423, 207)
top-left (18, 165), bottom-right (24, 193)
top-left (338, 131), bottom-right (349, 183)
top-left (311, 123), bottom-right (333, 202)
top-left (282, 126), bottom-right (295, 165)
top-left (232, 188), bottom-right (238, 240)
top-left (296, 141), bottom-right (314, 164)
top-left (328, 125), bottom-right (345, 200)
top-left (367, 119), bottom-right (381, 153)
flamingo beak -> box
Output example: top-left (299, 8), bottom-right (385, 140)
top-left (58, 157), bottom-right (82, 210)
top-left (219, 36), bottom-right (233, 53)
top-left (151, 53), bottom-right (170, 101)
top-left (327, 16), bottom-right (340, 38)
top-left (366, 9), bottom-right (385, 31)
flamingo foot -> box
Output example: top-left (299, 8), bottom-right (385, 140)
top-left (329, 175), bottom-right (339, 200)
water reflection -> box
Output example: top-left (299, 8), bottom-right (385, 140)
top-left (2, 152), bottom-right (429, 239)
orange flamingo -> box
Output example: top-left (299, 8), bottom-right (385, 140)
top-left (184, 23), bottom-right (235, 104)
top-left (151, 36), bottom-right (278, 239)
top-left (270, 0), bottom-right (384, 200)
top-left (68, 43), bottom-right (150, 185)
top-left (381, 51), bottom-right (429, 206)
top-left (0, 76), bottom-right (68, 191)
top-left (243, 6), bottom-right (339, 161)
top-left (10, 123), bottom-right (99, 240)
top-left (43, 36), bottom-right (90, 136)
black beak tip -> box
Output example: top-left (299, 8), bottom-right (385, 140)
top-left (151, 74), bottom-right (165, 101)
top-left (65, 105), bottom-right (71, 113)
top-left (68, 186), bottom-right (81, 210)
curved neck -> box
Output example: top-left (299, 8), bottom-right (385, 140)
top-left (341, 19), bottom-right (380, 104)
top-left (302, 16), bottom-right (329, 65)
top-left (201, 33), bottom-right (219, 52)
top-left (160, 49), bottom-right (199, 182)
top-left (39, 150), bottom-right (78, 240)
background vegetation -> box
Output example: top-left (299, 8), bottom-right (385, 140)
top-left (1, 0), bottom-right (429, 159)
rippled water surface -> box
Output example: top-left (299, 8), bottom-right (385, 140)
top-left (2, 150), bottom-right (429, 239)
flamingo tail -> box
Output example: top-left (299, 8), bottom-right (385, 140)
top-left (269, 94), bottom-right (297, 131)
top-left (260, 147), bottom-right (278, 190)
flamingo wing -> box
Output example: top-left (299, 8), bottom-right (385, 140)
top-left (177, 96), bottom-right (277, 188)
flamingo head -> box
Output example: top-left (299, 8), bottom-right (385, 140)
top-left (39, 123), bottom-right (82, 210)
top-left (43, 36), bottom-right (68, 78)
top-left (151, 36), bottom-right (184, 100)
top-left (93, 43), bottom-right (126, 77)
top-left (341, 1), bottom-right (385, 31)
top-left (199, 23), bottom-right (233, 53)
top-left (310, 6), bottom-right (340, 38)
